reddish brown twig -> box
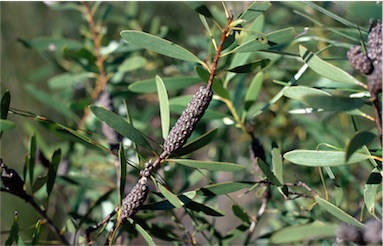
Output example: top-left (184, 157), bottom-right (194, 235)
top-left (207, 13), bottom-right (233, 88)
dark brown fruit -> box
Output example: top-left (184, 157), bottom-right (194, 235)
top-left (163, 86), bottom-right (213, 154)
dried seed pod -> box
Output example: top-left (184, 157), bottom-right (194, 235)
top-left (367, 21), bottom-right (382, 98)
top-left (163, 86), bottom-right (213, 154)
top-left (347, 46), bottom-right (373, 75)
top-left (119, 176), bottom-right (148, 220)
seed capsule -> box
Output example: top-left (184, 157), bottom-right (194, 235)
top-left (163, 86), bottom-right (213, 154)
top-left (119, 177), bottom-right (148, 220)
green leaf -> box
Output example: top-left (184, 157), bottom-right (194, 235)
top-left (185, 2), bottom-right (212, 18)
top-left (283, 86), bottom-right (331, 101)
top-left (1, 90), bottom-right (10, 120)
top-left (185, 199), bottom-right (225, 216)
top-left (346, 131), bottom-right (376, 162)
top-left (194, 65), bottom-right (230, 99)
top-left (244, 72), bottom-right (264, 110)
top-left (90, 105), bottom-right (152, 150)
top-left (29, 135), bottom-right (36, 188)
top-left (197, 182), bottom-right (254, 196)
top-left (172, 128), bottom-right (218, 157)
top-left (299, 45), bottom-right (364, 87)
top-left (129, 76), bottom-right (201, 93)
top-left (0, 119), bottom-right (16, 133)
top-left (170, 159), bottom-right (244, 172)
top-left (364, 169), bottom-right (382, 217)
top-left (46, 149), bottom-right (61, 197)
top-left (315, 196), bottom-right (365, 228)
top-left (233, 27), bottom-right (296, 53)
top-left (156, 182), bottom-right (184, 208)
top-left (118, 56), bottom-right (147, 73)
top-left (5, 212), bottom-right (19, 246)
top-left (302, 95), bottom-right (367, 111)
top-left (156, 75), bottom-right (170, 139)
top-left (32, 176), bottom-right (48, 194)
top-left (120, 30), bottom-right (202, 63)
top-left (271, 143), bottom-right (283, 183)
top-left (270, 222), bottom-right (338, 244)
top-left (227, 59), bottom-right (270, 73)
top-left (257, 158), bottom-right (281, 186)
top-left (284, 150), bottom-right (370, 167)
top-left (128, 219), bottom-right (156, 246)
top-left (119, 144), bottom-right (126, 205)
top-left (239, 1), bottom-right (272, 23)
top-left (31, 220), bottom-right (42, 246)
top-left (18, 37), bottom-right (82, 51)
top-left (232, 204), bottom-right (251, 225)
top-left (48, 72), bottom-right (90, 90)
top-left (25, 84), bottom-right (78, 120)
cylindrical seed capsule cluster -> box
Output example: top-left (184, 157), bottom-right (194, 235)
top-left (119, 176), bottom-right (149, 220)
top-left (347, 46), bottom-right (373, 75)
top-left (163, 86), bottom-right (213, 154)
top-left (367, 21), bottom-right (382, 97)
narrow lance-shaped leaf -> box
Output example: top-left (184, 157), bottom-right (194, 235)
top-left (172, 128), bottom-right (218, 157)
top-left (5, 212), bottom-right (19, 245)
top-left (257, 158), bottom-right (282, 186)
top-left (197, 181), bottom-right (254, 196)
top-left (364, 168), bottom-right (382, 218)
top-left (46, 149), bottom-right (61, 197)
top-left (270, 222), bottom-right (338, 244)
top-left (119, 144), bottom-right (126, 205)
top-left (185, 2), bottom-right (212, 18)
top-left (299, 45), bottom-right (365, 87)
top-left (1, 90), bottom-right (10, 120)
top-left (284, 150), bottom-right (370, 167)
top-left (0, 119), bottom-right (16, 134)
top-left (128, 218), bottom-right (156, 246)
top-left (31, 220), bottom-right (42, 246)
top-left (129, 76), bottom-right (201, 93)
top-left (227, 59), bottom-right (270, 73)
top-left (156, 181), bottom-right (184, 208)
top-left (169, 159), bottom-right (244, 172)
top-left (156, 75), bottom-right (170, 139)
top-left (120, 30), bottom-right (203, 64)
top-left (271, 142), bottom-right (283, 183)
top-left (90, 105), bottom-right (152, 150)
top-left (29, 135), bottom-right (36, 188)
top-left (244, 72), bottom-right (264, 110)
top-left (239, 1), bottom-right (272, 23)
top-left (315, 196), bottom-right (365, 228)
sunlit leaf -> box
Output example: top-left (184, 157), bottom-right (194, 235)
top-left (156, 75), bottom-right (170, 139)
top-left (346, 131), bottom-right (376, 162)
top-left (172, 128), bottom-right (218, 157)
top-left (270, 222), bottom-right (338, 244)
top-left (120, 30), bottom-right (203, 63)
top-left (156, 182), bottom-right (184, 208)
top-left (299, 45), bottom-right (364, 87)
top-left (128, 219), bottom-right (156, 246)
top-left (118, 56), bottom-right (147, 73)
top-left (90, 105), bottom-right (152, 150)
top-left (315, 196), bottom-right (365, 228)
top-left (169, 159), bottom-right (244, 172)
top-left (283, 86), bottom-right (331, 100)
top-left (239, 1), bottom-right (272, 23)
top-left (271, 142), bottom-right (283, 183)
top-left (284, 150), bottom-right (370, 166)
top-left (197, 181), bottom-right (254, 196)
top-left (244, 72), bottom-right (264, 110)
top-left (129, 77), bottom-right (201, 93)
top-left (364, 169), bottom-right (382, 218)
top-left (47, 149), bottom-right (61, 197)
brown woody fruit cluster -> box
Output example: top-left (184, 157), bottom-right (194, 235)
top-left (163, 85), bottom-right (213, 154)
top-left (119, 176), bottom-right (149, 220)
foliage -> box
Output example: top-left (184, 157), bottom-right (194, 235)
top-left (1, 2), bottom-right (382, 245)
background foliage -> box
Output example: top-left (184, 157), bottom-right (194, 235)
top-left (1, 1), bottom-right (382, 245)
